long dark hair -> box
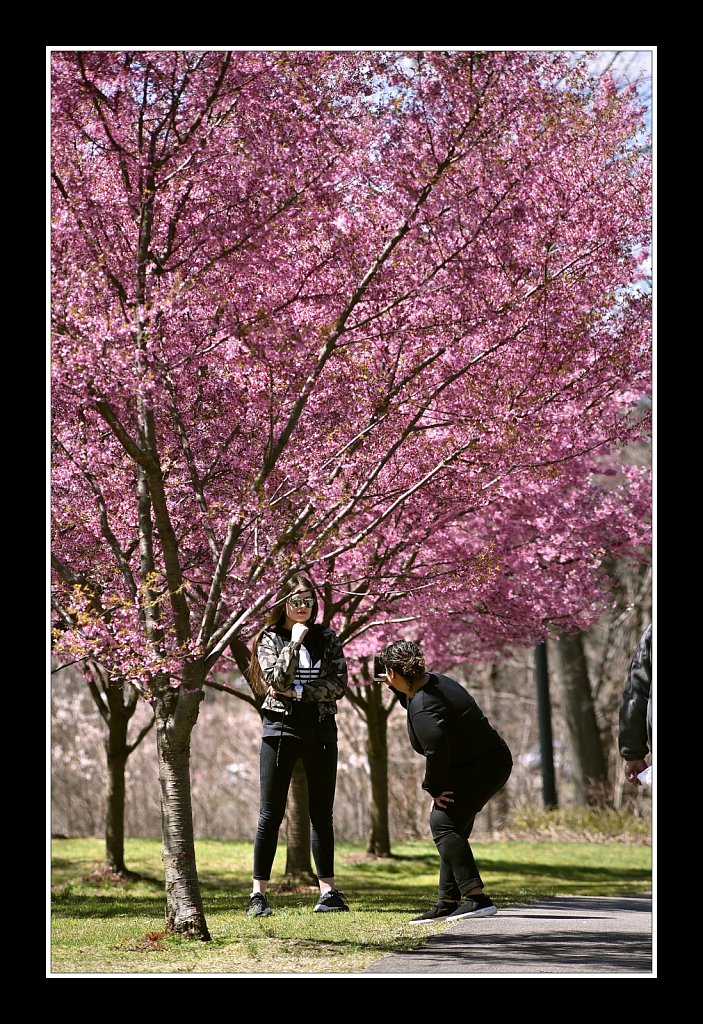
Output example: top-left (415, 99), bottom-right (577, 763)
top-left (248, 574), bottom-right (320, 697)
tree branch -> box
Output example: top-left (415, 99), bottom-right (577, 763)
top-left (204, 678), bottom-right (259, 710)
top-left (126, 713), bottom-right (156, 755)
top-left (163, 371), bottom-right (220, 564)
top-left (93, 398), bottom-right (152, 469)
top-left (198, 517), bottom-right (244, 647)
top-left (85, 663), bottom-right (110, 725)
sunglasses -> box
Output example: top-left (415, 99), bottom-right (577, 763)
top-left (288, 595), bottom-right (314, 609)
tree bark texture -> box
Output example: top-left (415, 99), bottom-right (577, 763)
top-left (283, 759), bottom-right (316, 885)
top-left (156, 689), bottom-right (210, 939)
top-left (554, 632), bottom-right (608, 805)
top-left (481, 665), bottom-right (510, 829)
top-left (103, 679), bottom-right (141, 875)
top-left (365, 683), bottom-right (391, 856)
top-left (104, 710), bottom-right (129, 874)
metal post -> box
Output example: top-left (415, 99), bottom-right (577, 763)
top-left (535, 640), bottom-right (558, 808)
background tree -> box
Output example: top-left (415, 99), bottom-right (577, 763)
top-left (346, 673), bottom-right (397, 856)
top-left (552, 632), bottom-right (607, 804)
top-left (50, 645), bottom-right (155, 875)
top-left (87, 665), bottom-right (155, 875)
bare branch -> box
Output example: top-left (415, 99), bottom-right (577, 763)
top-left (84, 663), bottom-right (110, 725)
top-left (198, 517), bottom-right (245, 648)
top-left (125, 713), bottom-right (156, 755)
top-left (344, 616), bottom-right (419, 641)
top-left (204, 678), bottom-right (259, 710)
top-left (51, 554), bottom-right (93, 590)
top-left (51, 658), bottom-right (88, 674)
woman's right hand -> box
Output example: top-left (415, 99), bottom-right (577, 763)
top-left (268, 685), bottom-right (293, 698)
top-left (291, 622), bottom-right (309, 644)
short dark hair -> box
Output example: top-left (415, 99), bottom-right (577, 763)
top-left (381, 640), bottom-right (426, 684)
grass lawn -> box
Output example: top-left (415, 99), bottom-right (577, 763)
top-left (50, 837), bottom-right (652, 975)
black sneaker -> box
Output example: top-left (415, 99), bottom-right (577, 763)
top-left (313, 888), bottom-right (349, 912)
top-left (245, 892), bottom-right (272, 918)
top-left (445, 893), bottom-right (497, 920)
top-left (409, 900), bottom-right (458, 924)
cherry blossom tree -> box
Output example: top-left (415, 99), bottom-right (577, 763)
top-left (331, 448), bottom-right (650, 851)
top-left (51, 49), bottom-right (651, 937)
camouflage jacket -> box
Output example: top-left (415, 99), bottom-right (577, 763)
top-left (258, 626), bottom-right (348, 718)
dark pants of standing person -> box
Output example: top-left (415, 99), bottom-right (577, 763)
top-left (429, 744), bottom-right (513, 900)
top-left (253, 736), bottom-right (338, 881)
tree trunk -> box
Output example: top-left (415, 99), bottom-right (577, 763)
top-left (101, 677), bottom-right (155, 877)
top-left (282, 759), bottom-right (316, 886)
top-left (366, 683), bottom-right (391, 856)
top-left (535, 641), bottom-right (558, 808)
top-left (90, 668), bottom-right (149, 878)
top-left (481, 665), bottom-right (510, 830)
top-left (105, 711), bottom-right (129, 875)
top-left (554, 632), bottom-right (608, 806)
top-left (155, 687), bottom-right (210, 939)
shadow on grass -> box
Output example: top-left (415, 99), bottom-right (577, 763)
top-left (52, 858), bottom-right (93, 869)
top-left (342, 856), bottom-right (438, 873)
top-left (196, 875), bottom-right (258, 892)
top-left (51, 894), bottom-right (167, 920)
top-left (51, 848), bottom-right (651, 929)
top-left (51, 887), bottom-right (451, 920)
top-left (480, 860), bottom-right (651, 882)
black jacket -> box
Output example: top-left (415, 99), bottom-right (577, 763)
top-left (618, 624), bottom-right (652, 761)
top-left (399, 673), bottom-right (510, 797)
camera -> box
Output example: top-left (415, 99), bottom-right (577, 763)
top-left (373, 653), bottom-right (386, 681)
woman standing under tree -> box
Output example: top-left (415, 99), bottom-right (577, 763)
top-left (379, 639), bottom-right (512, 924)
top-left (245, 574), bottom-right (349, 917)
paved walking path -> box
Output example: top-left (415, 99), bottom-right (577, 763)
top-left (362, 894), bottom-right (653, 976)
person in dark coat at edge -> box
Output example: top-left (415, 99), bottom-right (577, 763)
top-left (618, 623), bottom-right (653, 786)
top-left (378, 639), bottom-right (512, 924)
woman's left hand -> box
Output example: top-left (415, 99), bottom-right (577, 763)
top-left (432, 790), bottom-right (454, 810)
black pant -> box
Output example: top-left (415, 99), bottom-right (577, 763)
top-left (429, 744), bottom-right (513, 901)
top-left (253, 735), bottom-right (338, 881)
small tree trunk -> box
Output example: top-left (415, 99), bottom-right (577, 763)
top-left (155, 687), bottom-right (210, 939)
top-left (535, 641), bottom-right (558, 808)
top-left (103, 679), bottom-right (133, 875)
top-left (282, 759), bottom-right (316, 886)
top-left (93, 670), bottom-right (150, 878)
top-left (366, 683), bottom-right (391, 856)
top-left (555, 632), bottom-right (608, 805)
top-left (105, 733), bottom-right (128, 875)
top-left (481, 664), bottom-right (510, 830)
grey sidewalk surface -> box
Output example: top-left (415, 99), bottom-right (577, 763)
top-left (362, 894), bottom-right (653, 976)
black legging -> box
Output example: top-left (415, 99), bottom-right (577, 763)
top-left (253, 735), bottom-right (338, 881)
top-left (429, 744), bottom-right (513, 901)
